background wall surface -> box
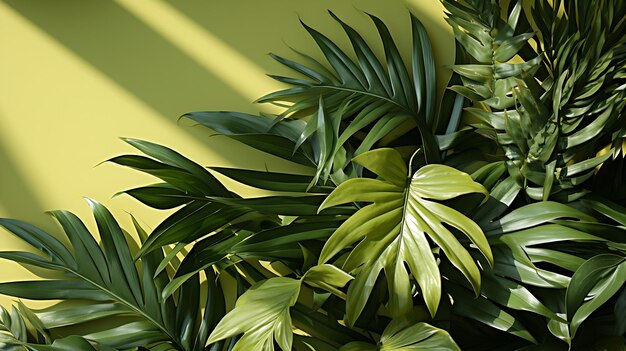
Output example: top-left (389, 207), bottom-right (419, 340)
top-left (0, 0), bottom-right (453, 308)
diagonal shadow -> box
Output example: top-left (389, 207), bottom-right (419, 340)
top-left (3, 0), bottom-right (271, 163)
top-left (0, 139), bottom-right (55, 232)
top-left (166, 0), bottom-right (316, 75)
top-left (2, 0), bottom-right (456, 211)
top-left (168, 0), bottom-right (455, 92)
top-left (4, 0), bottom-right (254, 117)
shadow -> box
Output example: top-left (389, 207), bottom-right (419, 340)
top-left (0, 138), bottom-right (69, 272)
top-left (167, 0), bottom-right (320, 75)
top-left (3, 0), bottom-right (284, 172)
top-left (0, 0), bottom-right (456, 221)
top-left (0, 140), bottom-right (54, 232)
top-left (4, 0), bottom-right (454, 169)
top-left (4, 0), bottom-right (253, 117)
top-left (3, 0), bottom-right (330, 175)
top-left (169, 0), bottom-right (455, 93)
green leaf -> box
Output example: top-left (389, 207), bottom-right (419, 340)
top-left (164, 220), bottom-right (342, 296)
top-left (301, 19), bottom-right (367, 90)
top-left (340, 320), bottom-right (460, 351)
top-left (86, 199), bottom-right (144, 306)
top-left (484, 202), bottom-right (596, 234)
top-left (0, 202), bottom-right (194, 350)
top-left (36, 303), bottom-right (128, 329)
top-left (411, 14), bottom-right (436, 126)
top-left (183, 112), bottom-right (315, 166)
top-left (260, 10), bottom-right (443, 178)
top-left (292, 304), bottom-right (367, 347)
top-left (210, 167), bottom-right (332, 193)
top-left (16, 302), bottom-right (49, 344)
top-left (0, 304), bottom-right (47, 345)
top-left (328, 11), bottom-right (392, 97)
top-left (450, 65), bottom-right (493, 82)
top-left (581, 198), bottom-right (626, 226)
top-left (566, 254), bottom-right (626, 337)
top-left (547, 314), bottom-right (571, 347)
top-left (137, 201), bottom-right (252, 257)
top-left (319, 148), bottom-right (491, 321)
top-left (207, 277), bottom-right (301, 351)
top-left (481, 273), bottom-right (561, 321)
top-left (0, 280), bottom-right (110, 301)
top-left (84, 321), bottom-right (169, 350)
top-left (495, 33), bottom-right (534, 62)
top-left (303, 264), bottom-right (353, 298)
top-left (121, 184), bottom-right (190, 210)
top-left (25, 335), bottom-right (117, 351)
top-left (450, 283), bottom-right (538, 343)
top-left (490, 244), bottom-right (570, 288)
top-left (0, 219), bottom-right (74, 266)
top-left (207, 195), bottom-right (354, 217)
top-left (121, 138), bottom-right (231, 197)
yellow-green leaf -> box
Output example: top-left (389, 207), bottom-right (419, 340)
top-left (318, 148), bottom-right (491, 321)
top-left (207, 277), bottom-right (301, 351)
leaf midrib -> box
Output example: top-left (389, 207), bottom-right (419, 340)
top-left (59, 265), bottom-right (184, 350)
top-left (316, 85), bottom-right (415, 115)
top-left (391, 178), bottom-right (413, 289)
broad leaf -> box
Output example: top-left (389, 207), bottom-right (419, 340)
top-left (303, 264), bottom-right (353, 298)
top-left (340, 319), bottom-right (460, 351)
top-left (207, 277), bottom-right (301, 351)
top-left (318, 148), bottom-right (491, 321)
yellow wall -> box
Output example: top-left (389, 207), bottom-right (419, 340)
top-left (0, 0), bottom-right (453, 308)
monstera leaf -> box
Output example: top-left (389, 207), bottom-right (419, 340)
top-left (318, 148), bottom-right (492, 322)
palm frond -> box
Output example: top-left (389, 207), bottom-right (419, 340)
top-left (0, 201), bottom-right (225, 351)
top-left (112, 139), bottom-right (350, 294)
top-left (187, 11), bottom-right (445, 189)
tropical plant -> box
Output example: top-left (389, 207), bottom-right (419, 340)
top-left (0, 1), bottom-right (625, 350)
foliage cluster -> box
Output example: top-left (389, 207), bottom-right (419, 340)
top-left (1, 1), bottom-right (625, 350)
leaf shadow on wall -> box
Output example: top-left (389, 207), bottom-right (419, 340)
top-left (4, 0), bottom-right (280, 166)
top-left (169, 0), bottom-right (455, 93)
top-left (2, 0), bottom-right (454, 226)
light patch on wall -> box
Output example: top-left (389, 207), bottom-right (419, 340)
top-left (116, 0), bottom-right (285, 113)
top-left (0, 1), bottom-right (238, 239)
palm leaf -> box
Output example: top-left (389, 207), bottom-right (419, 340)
top-left (112, 139), bottom-right (353, 299)
top-left (258, 11), bottom-right (442, 184)
top-left (1, 304), bottom-right (48, 351)
top-left (110, 139), bottom-right (282, 259)
top-left (182, 111), bottom-right (317, 167)
top-left (0, 201), bottom-right (225, 351)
